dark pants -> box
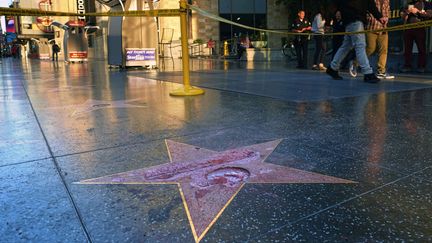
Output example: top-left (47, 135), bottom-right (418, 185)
top-left (237, 44), bottom-right (246, 60)
top-left (52, 52), bottom-right (58, 61)
top-left (332, 36), bottom-right (344, 59)
top-left (295, 40), bottom-right (308, 68)
top-left (313, 35), bottom-right (326, 65)
top-left (404, 28), bottom-right (427, 68)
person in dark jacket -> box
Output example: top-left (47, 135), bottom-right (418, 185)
top-left (291, 10), bottom-right (312, 69)
top-left (52, 40), bottom-right (60, 62)
top-left (400, 0), bottom-right (432, 73)
top-left (331, 10), bottom-right (344, 59)
top-left (326, 0), bottom-right (387, 83)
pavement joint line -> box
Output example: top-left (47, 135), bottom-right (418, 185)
top-left (133, 74), bottom-right (303, 104)
top-left (52, 113), bottom-right (277, 161)
top-left (146, 66), bottom-right (432, 77)
top-left (134, 74), bottom-right (432, 104)
top-left (407, 166), bottom-right (432, 183)
top-left (0, 157), bottom-right (52, 168)
top-left (246, 165), bottom-right (432, 242)
top-left (52, 123), bottom-right (245, 159)
top-left (18, 79), bottom-right (94, 243)
top-left (147, 66), bottom-right (432, 78)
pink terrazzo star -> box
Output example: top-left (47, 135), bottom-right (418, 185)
top-left (77, 139), bottom-right (355, 242)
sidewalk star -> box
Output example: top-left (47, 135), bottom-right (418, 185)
top-left (76, 139), bottom-right (355, 242)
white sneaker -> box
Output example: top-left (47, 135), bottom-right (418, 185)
top-left (377, 73), bottom-right (395, 79)
top-left (348, 61), bottom-right (358, 77)
top-left (318, 63), bottom-right (327, 71)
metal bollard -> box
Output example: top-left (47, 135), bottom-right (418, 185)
top-left (223, 41), bottom-right (229, 56)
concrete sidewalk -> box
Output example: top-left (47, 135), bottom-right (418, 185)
top-left (1, 58), bottom-right (431, 242)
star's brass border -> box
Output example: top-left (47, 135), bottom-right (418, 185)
top-left (76, 139), bottom-right (357, 242)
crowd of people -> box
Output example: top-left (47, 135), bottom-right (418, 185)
top-left (291, 0), bottom-right (432, 83)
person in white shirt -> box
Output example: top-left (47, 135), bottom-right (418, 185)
top-left (311, 8), bottom-right (327, 70)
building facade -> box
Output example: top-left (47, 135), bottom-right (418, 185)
top-left (9, 0), bottom-right (431, 60)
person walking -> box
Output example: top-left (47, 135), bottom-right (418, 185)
top-left (237, 33), bottom-right (250, 60)
top-left (331, 10), bottom-right (356, 71)
top-left (326, 0), bottom-right (387, 83)
top-left (366, 0), bottom-right (394, 79)
top-left (52, 41), bottom-right (60, 62)
top-left (291, 10), bottom-right (311, 69)
top-left (400, 0), bottom-right (432, 73)
top-left (312, 7), bottom-right (327, 71)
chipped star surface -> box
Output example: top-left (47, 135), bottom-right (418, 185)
top-left (77, 139), bottom-right (355, 242)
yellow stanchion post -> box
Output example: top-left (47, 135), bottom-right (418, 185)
top-left (169, 0), bottom-right (205, 96)
top-left (223, 41), bottom-right (229, 56)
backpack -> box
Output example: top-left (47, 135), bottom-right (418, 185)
top-left (53, 44), bottom-right (60, 52)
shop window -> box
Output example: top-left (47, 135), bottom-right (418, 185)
top-left (219, 0), bottom-right (267, 41)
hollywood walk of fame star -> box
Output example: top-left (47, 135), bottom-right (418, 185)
top-left (44, 99), bottom-right (147, 117)
top-left (76, 139), bottom-right (355, 242)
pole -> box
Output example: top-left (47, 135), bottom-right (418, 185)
top-left (169, 0), bottom-right (205, 96)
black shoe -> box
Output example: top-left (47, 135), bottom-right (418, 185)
top-left (326, 67), bottom-right (343, 80)
top-left (364, 73), bottom-right (381, 83)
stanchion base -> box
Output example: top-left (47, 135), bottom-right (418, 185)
top-left (170, 86), bottom-right (205, 96)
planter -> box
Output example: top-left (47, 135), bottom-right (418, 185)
top-left (251, 41), bottom-right (267, 48)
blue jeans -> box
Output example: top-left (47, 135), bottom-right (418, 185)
top-left (330, 21), bottom-right (373, 75)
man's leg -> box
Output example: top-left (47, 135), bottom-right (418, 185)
top-left (376, 33), bottom-right (388, 74)
top-left (313, 35), bottom-right (321, 65)
top-left (330, 34), bottom-right (353, 71)
top-left (332, 38), bottom-right (343, 59)
top-left (349, 21), bottom-right (373, 74)
top-left (294, 42), bottom-right (303, 67)
top-left (237, 45), bottom-right (243, 59)
top-left (319, 36), bottom-right (326, 65)
top-left (414, 28), bottom-right (427, 69)
top-left (366, 32), bottom-right (377, 57)
top-left (403, 29), bottom-right (414, 68)
top-left (302, 41), bottom-right (308, 68)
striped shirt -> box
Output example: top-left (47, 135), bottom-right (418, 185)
top-left (366, 0), bottom-right (390, 30)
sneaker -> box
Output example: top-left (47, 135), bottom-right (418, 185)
top-left (348, 61), bottom-right (358, 77)
top-left (312, 65), bottom-right (319, 70)
top-left (377, 73), bottom-right (395, 79)
top-left (400, 66), bottom-right (412, 73)
top-left (318, 63), bottom-right (327, 71)
top-left (326, 67), bottom-right (343, 80)
top-left (364, 73), bottom-right (381, 83)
